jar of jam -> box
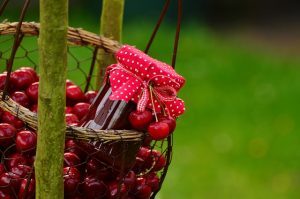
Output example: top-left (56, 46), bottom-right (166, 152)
top-left (79, 81), bottom-right (141, 171)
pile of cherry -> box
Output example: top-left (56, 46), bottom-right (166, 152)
top-left (0, 67), bottom-right (170, 199)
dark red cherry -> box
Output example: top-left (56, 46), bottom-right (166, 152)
top-left (26, 82), bottom-right (39, 103)
top-left (151, 150), bottom-right (166, 172)
top-left (134, 177), bottom-right (152, 199)
top-left (129, 110), bottom-right (153, 131)
top-left (145, 172), bottom-right (160, 192)
top-left (18, 178), bottom-right (35, 199)
top-left (19, 67), bottom-right (38, 81)
top-left (63, 167), bottom-right (81, 195)
top-left (66, 79), bottom-right (74, 87)
top-left (85, 158), bottom-right (110, 180)
top-left (137, 147), bottom-right (151, 160)
top-left (108, 181), bottom-right (127, 199)
top-left (159, 116), bottom-right (176, 133)
top-left (85, 91), bottom-right (97, 104)
top-left (83, 176), bottom-right (107, 199)
top-left (0, 163), bottom-right (6, 176)
top-left (10, 69), bottom-right (35, 90)
top-left (72, 102), bottom-right (90, 120)
top-left (5, 153), bottom-right (28, 170)
top-left (64, 152), bottom-right (81, 167)
top-left (66, 85), bottom-right (85, 105)
top-left (65, 107), bottom-right (73, 114)
top-left (1, 112), bottom-right (24, 129)
top-left (0, 172), bottom-right (21, 194)
top-left (147, 122), bottom-right (169, 140)
top-left (66, 113), bottom-right (79, 125)
top-left (0, 73), bottom-right (7, 90)
top-left (64, 139), bottom-right (86, 160)
top-left (11, 164), bottom-right (32, 178)
top-left (122, 170), bottom-right (136, 190)
top-left (15, 130), bottom-right (37, 153)
top-left (10, 91), bottom-right (30, 108)
top-left (30, 104), bottom-right (38, 113)
top-left (0, 123), bottom-right (16, 148)
top-left (0, 190), bottom-right (13, 199)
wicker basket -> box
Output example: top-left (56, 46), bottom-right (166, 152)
top-left (0, 22), bottom-right (171, 199)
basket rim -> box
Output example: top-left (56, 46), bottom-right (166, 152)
top-left (0, 21), bottom-right (122, 53)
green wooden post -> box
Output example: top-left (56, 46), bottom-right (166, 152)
top-left (96, 0), bottom-right (125, 88)
top-left (35, 0), bottom-right (68, 198)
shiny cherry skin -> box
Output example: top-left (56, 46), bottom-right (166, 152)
top-left (66, 79), bottom-right (74, 87)
top-left (0, 123), bottom-right (16, 148)
top-left (66, 85), bottom-right (85, 105)
top-left (30, 104), bottom-right (38, 113)
top-left (158, 116), bottom-right (176, 133)
top-left (0, 172), bottom-right (21, 194)
top-left (15, 130), bottom-right (37, 153)
top-left (134, 177), bottom-right (152, 199)
top-left (0, 163), bottom-right (5, 176)
top-left (11, 164), bottom-right (32, 178)
top-left (85, 91), bottom-right (97, 104)
top-left (123, 170), bottom-right (137, 190)
top-left (5, 153), bottom-right (28, 170)
top-left (66, 113), bottom-right (79, 125)
top-left (0, 73), bottom-right (7, 90)
top-left (1, 112), bottom-right (24, 129)
top-left (10, 91), bottom-right (30, 108)
top-left (10, 69), bottom-right (35, 90)
top-left (19, 67), bottom-right (38, 81)
top-left (145, 172), bottom-right (160, 192)
top-left (72, 102), bottom-right (90, 120)
top-left (108, 181), bottom-right (127, 199)
top-left (64, 139), bottom-right (86, 160)
top-left (63, 167), bottom-right (81, 196)
top-left (83, 176), bottom-right (107, 199)
top-left (85, 158), bottom-right (110, 181)
top-left (147, 122), bottom-right (169, 140)
top-left (0, 190), bottom-right (13, 199)
top-left (64, 152), bottom-right (81, 167)
top-left (65, 107), bottom-right (73, 114)
top-left (18, 178), bottom-right (35, 199)
top-left (151, 150), bottom-right (166, 172)
top-left (26, 82), bottom-right (39, 103)
top-left (129, 110), bottom-right (153, 131)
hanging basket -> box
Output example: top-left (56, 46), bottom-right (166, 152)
top-left (0, 22), bottom-right (178, 199)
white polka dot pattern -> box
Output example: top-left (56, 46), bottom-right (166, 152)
top-left (107, 45), bottom-right (186, 117)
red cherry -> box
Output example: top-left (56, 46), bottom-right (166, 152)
top-left (142, 135), bottom-right (153, 147)
top-left (151, 150), bottom-right (166, 172)
top-left (18, 178), bottom-right (35, 199)
top-left (129, 110), bottom-right (153, 131)
top-left (134, 177), bottom-right (152, 199)
top-left (11, 164), bottom-right (32, 178)
top-left (65, 107), bottom-right (73, 114)
top-left (0, 123), bottom-right (16, 148)
top-left (66, 85), bottom-right (85, 105)
top-left (0, 190), bottom-right (13, 199)
top-left (26, 82), bottom-right (39, 103)
top-left (72, 102), bottom-right (90, 120)
top-left (30, 104), bottom-right (38, 113)
top-left (10, 91), bottom-right (30, 108)
top-left (65, 139), bottom-right (86, 160)
top-left (108, 181), bottom-right (127, 199)
top-left (19, 67), bottom-right (38, 81)
top-left (63, 167), bottom-right (81, 195)
top-left (0, 172), bottom-right (21, 194)
top-left (85, 158), bottom-right (110, 180)
top-left (10, 69), bottom-right (35, 90)
top-left (85, 91), bottom-right (97, 104)
top-left (66, 113), bottom-right (79, 125)
top-left (159, 117), bottom-right (176, 133)
top-left (1, 112), bottom-right (24, 129)
top-left (132, 157), bottom-right (146, 173)
top-left (145, 172), bottom-right (160, 192)
top-left (147, 122), bottom-right (169, 140)
top-left (0, 73), bottom-right (7, 90)
top-left (64, 152), bottom-right (81, 167)
top-left (122, 170), bottom-right (136, 190)
top-left (83, 176), bottom-right (107, 199)
top-left (0, 163), bottom-right (6, 176)
top-left (66, 79), bottom-right (74, 87)
top-left (5, 153), bottom-right (28, 170)
top-left (0, 108), bottom-right (3, 119)
top-left (15, 130), bottom-right (37, 153)
top-left (137, 147), bottom-right (151, 160)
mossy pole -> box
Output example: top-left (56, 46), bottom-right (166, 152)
top-left (96, 0), bottom-right (125, 89)
top-left (35, 0), bottom-right (68, 198)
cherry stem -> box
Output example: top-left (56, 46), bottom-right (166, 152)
top-left (149, 85), bottom-right (158, 122)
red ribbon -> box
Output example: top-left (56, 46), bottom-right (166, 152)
top-left (107, 45), bottom-right (185, 118)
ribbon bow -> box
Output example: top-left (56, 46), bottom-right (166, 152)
top-left (107, 45), bottom-right (186, 118)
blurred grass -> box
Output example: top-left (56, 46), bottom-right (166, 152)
top-left (1, 19), bottom-right (300, 198)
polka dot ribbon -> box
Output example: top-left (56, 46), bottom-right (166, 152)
top-left (107, 45), bottom-right (186, 118)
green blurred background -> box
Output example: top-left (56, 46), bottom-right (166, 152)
top-left (1, 0), bottom-right (300, 198)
